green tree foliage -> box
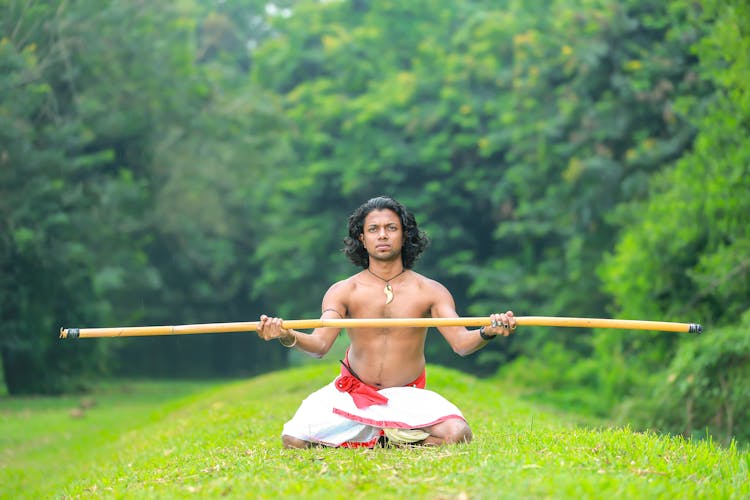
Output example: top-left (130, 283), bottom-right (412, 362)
top-left (0, 0), bottom-right (294, 392)
top-left (248, 0), bottom-right (702, 371)
top-left (0, 2), bottom-right (156, 393)
top-left (602, 0), bottom-right (749, 328)
top-left (599, 0), bottom-right (750, 437)
top-left (623, 313), bottom-right (750, 444)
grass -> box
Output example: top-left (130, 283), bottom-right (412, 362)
top-left (1, 364), bottom-right (748, 499)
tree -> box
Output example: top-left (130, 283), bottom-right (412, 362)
top-left (0, 2), bottom-right (155, 392)
top-left (598, 0), bottom-right (750, 437)
top-left (248, 0), bottom-right (703, 373)
top-left (0, 0), bottom-right (296, 392)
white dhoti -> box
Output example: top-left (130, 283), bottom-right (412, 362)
top-left (282, 379), bottom-right (466, 447)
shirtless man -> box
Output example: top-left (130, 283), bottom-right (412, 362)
top-left (257, 196), bottom-right (517, 448)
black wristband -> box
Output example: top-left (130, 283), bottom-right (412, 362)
top-left (479, 326), bottom-right (496, 341)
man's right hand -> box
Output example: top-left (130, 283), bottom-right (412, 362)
top-left (257, 314), bottom-right (291, 341)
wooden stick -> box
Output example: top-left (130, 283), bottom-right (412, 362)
top-left (59, 316), bottom-right (703, 339)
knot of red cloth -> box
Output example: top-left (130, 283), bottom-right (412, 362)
top-left (335, 367), bottom-right (389, 409)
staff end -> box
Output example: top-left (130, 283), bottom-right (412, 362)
top-left (60, 328), bottom-right (80, 339)
top-left (688, 323), bottom-right (703, 335)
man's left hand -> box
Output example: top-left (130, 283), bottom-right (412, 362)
top-left (485, 311), bottom-right (517, 337)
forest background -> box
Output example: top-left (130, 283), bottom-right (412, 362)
top-left (1, 0), bottom-right (748, 445)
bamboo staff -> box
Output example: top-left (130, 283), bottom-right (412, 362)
top-left (59, 317), bottom-right (703, 339)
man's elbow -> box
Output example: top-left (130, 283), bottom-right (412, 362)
top-left (309, 343), bottom-right (333, 359)
top-left (452, 346), bottom-right (473, 357)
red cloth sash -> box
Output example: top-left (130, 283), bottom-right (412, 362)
top-left (335, 351), bottom-right (426, 409)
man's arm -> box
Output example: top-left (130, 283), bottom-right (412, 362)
top-left (256, 282), bottom-right (347, 358)
top-left (430, 281), bottom-right (516, 356)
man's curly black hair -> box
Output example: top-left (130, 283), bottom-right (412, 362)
top-left (343, 196), bottom-right (430, 269)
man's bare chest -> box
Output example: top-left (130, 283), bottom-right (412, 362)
top-left (346, 281), bottom-right (432, 319)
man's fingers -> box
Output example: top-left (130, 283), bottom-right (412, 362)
top-left (506, 310), bottom-right (517, 331)
top-left (257, 314), bottom-right (286, 340)
top-left (488, 311), bottom-right (517, 336)
top-left (257, 315), bottom-right (285, 341)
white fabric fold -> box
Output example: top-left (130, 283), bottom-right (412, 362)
top-left (282, 380), bottom-right (465, 447)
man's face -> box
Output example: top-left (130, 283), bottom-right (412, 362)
top-left (358, 209), bottom-right (404, 263)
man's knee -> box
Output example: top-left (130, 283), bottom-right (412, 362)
top-left (444, 419), bottom-right (473, 444)
top-left (282, 434), bottom-right (311, 449)
top-left (451, 419), bottom-right (474, 443)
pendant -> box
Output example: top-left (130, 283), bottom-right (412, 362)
top-left (384, 283), bottom-right (394, 304)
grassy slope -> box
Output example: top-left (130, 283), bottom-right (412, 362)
top-left (1, 364), bottom-right (748, 499)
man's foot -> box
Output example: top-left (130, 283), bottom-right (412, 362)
top-left (282, 434), bottom-right (313, 448)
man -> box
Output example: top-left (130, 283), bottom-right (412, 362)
top-left (257, 196), bottom-right (517, 448)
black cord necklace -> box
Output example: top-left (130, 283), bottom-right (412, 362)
top-left (366, 267), bottom-right (407, 304)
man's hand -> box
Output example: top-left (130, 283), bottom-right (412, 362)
top-left (257, 314), bottom-right (293, 343)
top-left (484, 311), bottom-right (517, 337)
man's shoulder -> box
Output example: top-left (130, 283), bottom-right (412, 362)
top-left (409, 271), bottom-right (450, 294)
top-left (409, 270), bottom-right (440, 285)
top-left (327, 272), bottom-right (363, 292)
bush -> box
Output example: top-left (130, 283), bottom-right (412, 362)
top-left (498, 334), bottom-right (645, 418)
top-left (619, 311), bottom-right (750, 444)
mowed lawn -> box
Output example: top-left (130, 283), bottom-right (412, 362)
top-left (1, 364), bottom-right (748, 499)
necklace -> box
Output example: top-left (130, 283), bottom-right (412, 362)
top-left (366, 267), bottom-right (407, 304)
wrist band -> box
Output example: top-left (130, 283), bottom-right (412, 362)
top-left (279, 333), bottom-right (297, 348)
top-left (479, 326), bottom-right (496, 341)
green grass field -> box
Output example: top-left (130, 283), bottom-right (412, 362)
top-left (1, 364), bottom-right (748, 499)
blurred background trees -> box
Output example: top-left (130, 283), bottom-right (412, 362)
top-left (1, 0), bottom-right (747, 442)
